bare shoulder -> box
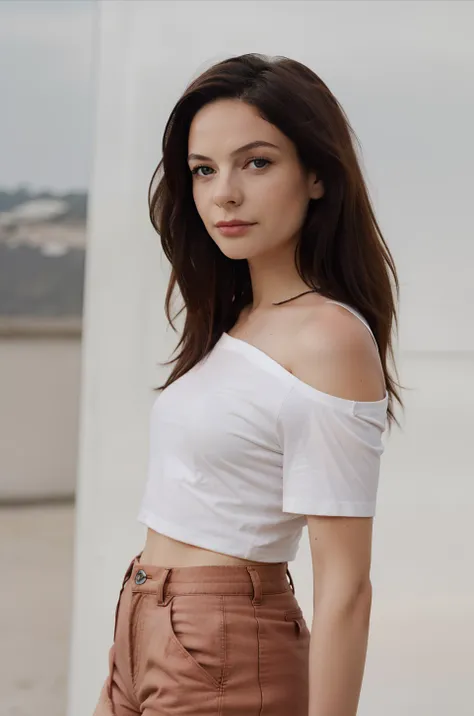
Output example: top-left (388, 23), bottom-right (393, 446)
top-left (289, 301), bottom-right (386, 403)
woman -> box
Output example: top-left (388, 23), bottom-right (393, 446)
top-left (94, 53), bottom-right (402, 716)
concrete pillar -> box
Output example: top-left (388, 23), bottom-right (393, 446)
top-left (67, 4), bottom-right (174, 714)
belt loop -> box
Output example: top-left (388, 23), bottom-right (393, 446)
top-left (246, 567), bottom-right (262, 606)
top-left (156, 568), bottom-right (172, 606)
top-left (286, 566), bottom-right (295, 595)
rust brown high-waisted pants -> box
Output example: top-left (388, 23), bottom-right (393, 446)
top-left (93, 553), bottom-right (310, 715)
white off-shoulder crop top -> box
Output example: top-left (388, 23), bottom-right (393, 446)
top-left (138, 301), bottom-right (389, 563)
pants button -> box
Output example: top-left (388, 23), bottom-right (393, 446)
top-left (135, 569), bottom-right (147, 585)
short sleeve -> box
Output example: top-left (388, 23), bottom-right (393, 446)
top-left (276, 384), bottom-right (388, 517)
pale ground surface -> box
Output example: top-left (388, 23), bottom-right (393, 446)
top-left (2, 502), bottom-right (472, 716)
top-left (0, 503), bottom-right (75, 716)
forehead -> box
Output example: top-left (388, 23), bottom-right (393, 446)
top-left (188, 99), bottom-right (288, 155)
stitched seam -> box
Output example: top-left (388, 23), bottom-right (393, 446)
top-left (285, 607), bottom-right (303, 620)
top-left (131, 594), bottom-right (146, 697)
top-left (168, 597), bottom-right (222, 691)
top-left (218, 595), bottom-right (227, 714)
top-left (252, 601), bottom-right (263, 716)
top-left (220, 595), bottom-right (227, 687)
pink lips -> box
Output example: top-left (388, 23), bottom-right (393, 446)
top-left (216, 220), bottom-right (254, 227)
top-left (216, 223), bottom-right (256, 236)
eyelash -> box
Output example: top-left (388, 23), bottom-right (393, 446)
top-left (190, 156), bottom-right (273, 178)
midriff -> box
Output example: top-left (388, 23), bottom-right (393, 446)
top-left (141, 527), bottom-right (273, 568)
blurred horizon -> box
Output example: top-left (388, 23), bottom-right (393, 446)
top-left (0, 183), bottom-right (89, 194)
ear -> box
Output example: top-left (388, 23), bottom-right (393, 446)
top-left (306, 169), bottom-right (325, 200)
top-left (309, 175), bottom-right (325, 200)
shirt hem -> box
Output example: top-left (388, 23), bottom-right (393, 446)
top-left (137, 509), bottom-right (297, 563)
top-left (282, 498), bottom-right (376, 517)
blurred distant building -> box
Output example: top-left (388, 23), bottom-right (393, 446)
top-left (0, 197), bottom-right (69, 226)
top-left (0, 191), bottom-right (86, 501)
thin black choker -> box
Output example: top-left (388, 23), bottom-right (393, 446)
top-left (272, 289), bottom-right (320, 306)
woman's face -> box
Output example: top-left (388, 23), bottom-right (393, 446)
top-left (187, 98), bottom-right (324, 261)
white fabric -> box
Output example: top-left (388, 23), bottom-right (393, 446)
top-left (138, 301), bottom-right (388, 563)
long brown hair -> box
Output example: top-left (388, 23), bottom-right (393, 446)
top-left (149, 53), bottom-right (404, 429)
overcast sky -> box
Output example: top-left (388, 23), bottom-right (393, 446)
top-left (0, 0), bottom-right (472, 201)
top-left (0, 1), bottom-right (95, 192)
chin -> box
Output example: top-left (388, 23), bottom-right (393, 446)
top-left (211, 236), bottom-right (250, 260)
top-left (218, 243), bottom-right (259, 261)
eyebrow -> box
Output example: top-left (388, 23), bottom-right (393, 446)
top-left (187, 140), bottom-right (280, 163)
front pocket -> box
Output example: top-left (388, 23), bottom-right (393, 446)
top-left (166, 595), bottom-right (225, 690)
top-left (284, 607), bottom-right (307, 637)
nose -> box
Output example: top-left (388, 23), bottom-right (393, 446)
top-left (213, 174), bottom-right (243, 208)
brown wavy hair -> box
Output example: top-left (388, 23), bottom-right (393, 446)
top-left (149, 53), bottom-right (404, 429)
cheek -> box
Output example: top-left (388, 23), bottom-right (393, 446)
top-left (192, 188), bottom-right (210, 225)
top-left (266, 183), bottom-right (308, 230)
top-left (192, 184), bottom-right (202, 211)
top-left (264, 170), bottom-right (307, 210)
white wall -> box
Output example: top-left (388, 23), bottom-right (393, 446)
top-left (0, 332), bottom-right (81, 500)
top-left (68, 2), bottom-right (474, 715)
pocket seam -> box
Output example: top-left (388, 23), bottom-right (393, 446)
top-left (130, 593), bottom-right (147, 691)
top-left (167, 596), bottom-right (224, 691)
top-left (285, 607), bottom-right (306, 638)
top-left (284, 607), bottom-right (304, 621)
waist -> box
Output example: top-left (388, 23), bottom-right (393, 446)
top-left (142, 527), bottom-right (275, 568)
top-left (127, 554), bottom-right (293, 602)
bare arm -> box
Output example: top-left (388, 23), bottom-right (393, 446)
top-left (289, 303), bottom-right (385, 715)
top-left (307, 517), bottom-right (373, 716)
